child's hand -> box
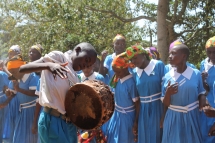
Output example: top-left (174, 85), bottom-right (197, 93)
top-left (5, 89), bottom-right (16, 98)
top-left (48, 62), bottom-right (69, 79)
top-left (203, 106), bottom-right (215, 117)
top-left (133, 122), bottom-right (138, 142)
top-left (209, 123), bottom-right (215, 136)
top-left (101, 50), bottom-right (108, 61)
top-left (166, 81), bottom-right (178, 96)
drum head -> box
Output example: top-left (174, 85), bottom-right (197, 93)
top-left (65, 82), bottom-right (102, 130)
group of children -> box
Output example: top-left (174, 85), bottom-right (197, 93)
top-left (0, 35), bottom-right (215, 143)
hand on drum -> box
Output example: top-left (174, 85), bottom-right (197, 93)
top-left (48, 62), bottom-right (69, 79)
top-left (133, 122), bottom-right (138, 142)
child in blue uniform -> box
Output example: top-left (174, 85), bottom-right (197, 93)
top-left (165, 40), bottom-right (196, 73)
top-left (162, 43), bottom-right (205, 143)
top-left (106, 52), bottom-right (139, 143)
top-left (6, 55), bottom-right (39, 143)
top-left (199, 36), bottom-right (215, 142)
top-left (78, 62), bottom-right (106, 143)
top-left (126, 45), bottom-right (164, 143)
top-left (19, 42), bottom-right (97, 143)
top-left (79, 64), bottom-right (105, 84)
top-left (99, 35), bottom-right (126, 92)
top-left (0, 71), bottom-right (10, 143)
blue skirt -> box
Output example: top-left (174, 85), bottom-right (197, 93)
top-left (138, 100), bottom-right (163, 143)
top-left (106, 110), bottom-right (135, 143)
top-left (200, 112), bottom-right (215, 143)
top-left (7, 96), bottom-right (19, 143)
top-left (2, 96), bottom-right (10, 139)
top-left (162, 108), bottom-right (202, 143)
top-left (13, 105), bottom-right (38, 143)
top-left (38, 111), bottom-right (77, 143)
top-left (0, 93), bottom-right (8, 142)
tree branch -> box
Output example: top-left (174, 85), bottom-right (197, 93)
top-left (177, 0), bottom-right (190, 20)
top-left (85, 6), bottom-right (156, 23)
top-left (177, 19), bottom-right (201, 36)
top-left (184, 26), bottom-right (214, 44)
top-left (173, 0), bottom-right (179, 20)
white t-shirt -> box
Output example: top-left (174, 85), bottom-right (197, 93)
top-left (38, 51), bottom-right (79, 114)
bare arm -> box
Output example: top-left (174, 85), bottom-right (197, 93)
top-left (99, 51), bottom-right (108, 77)
top-left (19, 58), bottom-right (50, 73)
top-left (160, 105), bottom-right (168, 128)
top-left (13, 80), bottom-right (37, 97)
top-left (32, 102), bottom-right (42, 134)
top-left (19, 59), bottom-right (68, 79)
top-left (201, 72), bottom-right (210, 92)
top-left (0, 89), bottom-right (15, 109)
top-left (133, 99), bottom-right (140, 142)
top-left (3, 60), bottom-right (12, 76)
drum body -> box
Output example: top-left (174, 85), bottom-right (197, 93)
top-left (65, 80), bottom-right (114, 130)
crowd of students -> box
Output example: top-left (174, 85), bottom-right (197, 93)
top-left (0, 35), bottom-right (215, 143)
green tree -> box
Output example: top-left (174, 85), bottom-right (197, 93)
top-left (0, 0), bottom-right (143, 60)
top-left (86, 0), bottom-right (215, 64)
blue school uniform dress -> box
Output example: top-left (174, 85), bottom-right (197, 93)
top-left (35, 79), bottom-right (41, 143)
top-left (104, 53), bottom-right (116, 92)
top-left (104, 53), bottom-right (115, 81)
top-left (7, 81), bottom-right (19, 143)
top-left (38, 51), bottom-right (79, 143)
top-left (162, 66), bottom-right (204, 143)
top-left (79, 72), bottom-right (105, 83)
top-left (104, 53), bottom-right (133, 90)
top-left (79, 72), bottom-right (105, 143)
top-left (165, 62), bottom-right (196, 73)
top-left (106, 74), bottom-right (138, 143)
top-left (133, 59), bottom-right (164, 143)
top-left (200, 58), bottom-right (215, 143)
top-left (0, 71), bottom-right (9, 142)
top-left (12, 73), bottom-right (39, 143)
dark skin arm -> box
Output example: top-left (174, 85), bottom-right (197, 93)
top-left (32, 102), bottom-right (42, 134)
top-left (99, 50), bottom-right (108, 77)
top-left (133, 99), bottom-right (140, 142)
top-left (160, 105), bottom-right (168, 128)
top-left (3, 59), bottom-right (12, 77)
top-left (13, 80), bottom-right (36, 96)
top-left (163, 82), bottom-right (178, 107)
top-left (19, 58), bottom-right (68, 79)
top-left (0, 88), bottom-right (16, 109)
top-left (201, 72), bottom-right (210, 92)
top-left (199, 94), bottom-right (207, 110)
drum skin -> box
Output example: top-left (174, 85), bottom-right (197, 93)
top-left (65, 80), bottom-right (114, 130)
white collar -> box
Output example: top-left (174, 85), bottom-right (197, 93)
top-left (120, 74), bottom-right (132, 83)
top-left (112, 53), bottom-right (116, 59)
top-left (80, 72), bottom-right (98, 81)
top-left (204, 58), bottom-right (214, 72)
top-left (169, 66), bottom-right (193, 81)
top-left (136, 59), bottom-right (157, 77)
top-left (18, 73), bottom-right (30, 83)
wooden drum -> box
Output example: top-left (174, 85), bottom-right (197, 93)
top-left (65, 80), bottom-right (114, 130)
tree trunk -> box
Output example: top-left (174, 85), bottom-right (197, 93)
top-left (157, 0), bottom-right (169, 64)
